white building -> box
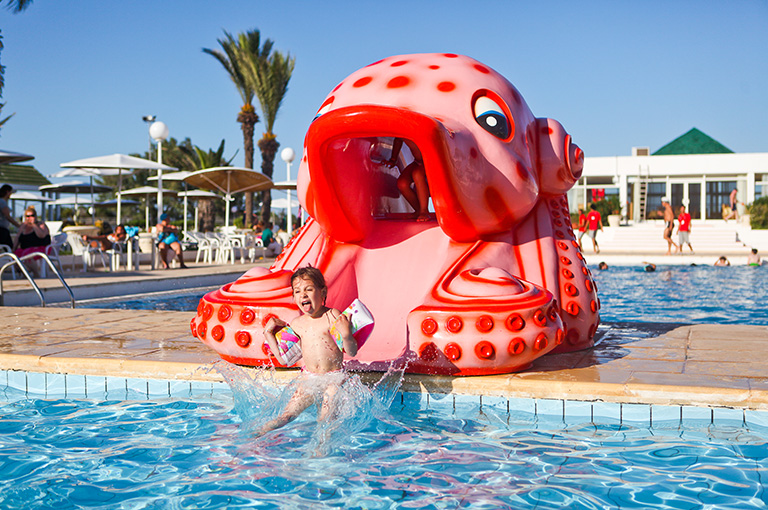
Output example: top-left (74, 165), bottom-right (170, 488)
top-left (570, 128), bottom-right (768, 222)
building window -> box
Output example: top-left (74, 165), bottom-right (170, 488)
top-left (706, 181), bottom-right (736, 219)
top-left (646, 182), bottom-right (666, 220)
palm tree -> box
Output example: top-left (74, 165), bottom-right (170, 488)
top-left (203, 30), bottom-right (272, 228)
top-left (240, 49), bottom-right (295, 224)
top-left (0, 0), bottom-right (33, 133)
top-left (3, 0), bottom-right (34, 12)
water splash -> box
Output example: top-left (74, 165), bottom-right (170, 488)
top-left (213, 359), bottom-right (409, 457)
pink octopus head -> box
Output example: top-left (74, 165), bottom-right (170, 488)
top-left (298, 53), bottom-right (584, 243)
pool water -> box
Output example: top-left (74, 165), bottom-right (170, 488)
top-left (0, 366), bottom-right (766, 509)
top-left (79, 265), bottom-right (768, 326)
top-left (593, 265), bottom-right (768, 325)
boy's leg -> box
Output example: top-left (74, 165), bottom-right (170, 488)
top-left (259, 387), bottom-right (314, 435)
top-left (396, 166), bottom-right (420, 214)
top-left (411, 165), bottom-right (430, 221)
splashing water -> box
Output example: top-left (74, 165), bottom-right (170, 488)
top-left (213, 360), bottom-right (408, 457)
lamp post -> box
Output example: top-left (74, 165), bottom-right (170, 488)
top-left (281, 147), bottom-right (295, 236)
top-left (149, 121), bottom-right (169, 224)
top-left (142, 115), bottom-right (156, 158)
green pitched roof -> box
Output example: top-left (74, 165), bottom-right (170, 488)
top-left (0, 163), bottom-right (50, 188)
top-left (652, 128), bottom-right (734, 155)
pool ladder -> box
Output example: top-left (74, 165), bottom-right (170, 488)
top-left (0, 252), bottom-right (75, 308)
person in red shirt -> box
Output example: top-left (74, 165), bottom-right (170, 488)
top-left (576, 207), bottom-right (588, 250)
top-left (676, 205), bottom-right (693, 253)
top-left (586, 203), bottom-right (603, 254)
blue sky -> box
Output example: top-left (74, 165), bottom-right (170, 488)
top-left (1, 0), bottom-right (766, 185)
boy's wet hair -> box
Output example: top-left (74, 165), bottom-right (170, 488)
top-left (291, 266), bottom-right (327, 292)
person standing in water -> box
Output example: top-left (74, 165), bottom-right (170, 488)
top-left (385, 138), bottom-right (431, 221)
top-left (261, 267), bottom-right (356, 434)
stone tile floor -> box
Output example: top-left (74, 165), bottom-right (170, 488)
top-left (1, 304), bottom-right (766, 410)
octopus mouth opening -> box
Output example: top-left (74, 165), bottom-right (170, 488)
top-left (306, 104), bottom-right (453, 241)
top-left (364, 136), bottom-right (431, 221)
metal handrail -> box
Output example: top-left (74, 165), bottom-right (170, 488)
top-left (0, 252), bottom-right (76, 308)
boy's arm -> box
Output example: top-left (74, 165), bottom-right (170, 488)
top-left (333, 313), bottom-right (358, 356)
top-left (263, 317), bottom-right (288, 364)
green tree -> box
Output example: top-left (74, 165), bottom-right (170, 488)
top-left (240, 47), bottom-right (295, 224)
top-left (204, 30), bottom-right (272, 228)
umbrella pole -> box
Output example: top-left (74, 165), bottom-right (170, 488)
top-left (117, 170), bottom-right (123, 225)
top-left (183, 183), bottom-right (188, 234)
top-left (90, 176), bottom-right (95, 224)
top-left (225, 172), bottom-right (231, 230)
top-left (145, 198), bottom-right (150, 232)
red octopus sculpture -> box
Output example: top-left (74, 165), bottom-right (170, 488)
top-left (191, 53), bottom-right (599, 375)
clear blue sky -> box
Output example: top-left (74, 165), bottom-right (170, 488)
top-left (1, 0), bottom-right (766, 185)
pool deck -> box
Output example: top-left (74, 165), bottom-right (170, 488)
top-left (1, 259), bottom-right (767, 411)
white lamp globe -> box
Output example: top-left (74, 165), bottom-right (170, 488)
top-left (280, 147), bottom-right (295, 163)
top-left (149, 121), bottom-right (169, 142)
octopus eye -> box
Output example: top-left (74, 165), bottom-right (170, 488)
top-left (313, 96), bottom-right (334, 121)
top-left (473, 94), bottom-right (512, 140)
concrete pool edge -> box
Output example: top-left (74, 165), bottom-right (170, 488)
top-left (2, 306), bottom-right (767, 411)
top-left (0, 353), bottom-right (766, 411)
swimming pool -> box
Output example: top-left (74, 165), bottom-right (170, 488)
top-left (593, 264), bottom-right (768, 325)
top-left (0, 366), bottom-right (766, 509)
top-left (79, 265), bottom-right (768, 326)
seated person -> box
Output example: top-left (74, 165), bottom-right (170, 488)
top-left (747, 248), bottom-right (762, 266)
top-left (385, 137), bottom-right (431, 221)
top-left (156, 213), bottom-right (188, 269)
top-left (83, 224), bottom-right (127, 251)
top-left (13, 205), bottom-right (51, 277)
top-left (261, 221), bottom-right (283, 257)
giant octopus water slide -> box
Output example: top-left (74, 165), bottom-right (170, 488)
top-left (191, 53), bottom-right (600, 375)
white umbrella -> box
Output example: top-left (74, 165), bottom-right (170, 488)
top-left (0, 150), bottom-right (34, 164)
top-left (50, 196), bottom-right (95, 206)
top-left (270, 198), bottom-right (301, 211)
top-left (177, 189), bottom-right (219, 232)
top-left (121, 186), bottom-right (178, 231)
top-left (60, 153), bottom-right (176, 225)
top-left (149, 171), bottom-right (192, 232)
top-left (9, 191), bottom-right (51, 219)
top-left (49, 168), bottom-right (122, 222)
top-left (10, 191), bottom-right (52, 201)
top-left (184, 167), bottom-right (273, 229)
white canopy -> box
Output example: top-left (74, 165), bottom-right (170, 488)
top-left (0, 150), bottom-right (34, 164)
top-left (60, 153), bottom-right (177, 225)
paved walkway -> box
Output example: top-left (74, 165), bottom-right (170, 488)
top-left (1, 304), bottom-right (766, 410)
top-left (1, 244), bottom-right (766, 410)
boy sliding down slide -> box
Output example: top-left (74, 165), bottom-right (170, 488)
top-left (261, 267), bottom-right (357, 434)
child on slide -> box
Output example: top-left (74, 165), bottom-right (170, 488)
top-left (261, 267), bottom-right (356, 434)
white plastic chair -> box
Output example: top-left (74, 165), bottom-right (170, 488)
top-left (186, 231), bottom-right (215, 264)
top-left (41, 232), bottom-right (67, 277)
top-left (66, 232), bottom-right (106, 271)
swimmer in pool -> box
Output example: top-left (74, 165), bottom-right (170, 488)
top-left (261, 267), bottom-right (355, 434)
top-left (747, 248), bottom-right (762, 266)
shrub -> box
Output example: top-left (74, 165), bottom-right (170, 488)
top-left (590, 196), bottom-right (621, 220)
top-left (747, 197), bottom-right (768, 229)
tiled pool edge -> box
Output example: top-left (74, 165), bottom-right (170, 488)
top-left (2, 368), bottom-right (767, 431)
top-left (2, 352), bottom-right (767, 412)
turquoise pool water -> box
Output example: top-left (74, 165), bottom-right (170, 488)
top-left (0, 366), bottom-right (766, 509)
top-left (80, 265), bottom-right (768, 326)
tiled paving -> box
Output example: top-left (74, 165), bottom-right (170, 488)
top-left (1, 298), bottom-right (766, 410)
